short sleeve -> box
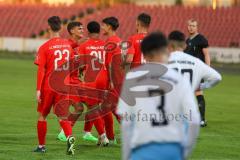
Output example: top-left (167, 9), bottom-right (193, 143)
top-left (127, 36), bottom-right (135, 55)
top-left (200, 35), bottom-right (209, 48)
top-left (34, 45), bottom-right (46, 66)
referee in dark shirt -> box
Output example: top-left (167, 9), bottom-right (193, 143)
top-left (184, 19), bottom-right (210, 127)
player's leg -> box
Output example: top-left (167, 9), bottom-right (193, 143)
top-left (83, 117), bottom-right (98, 142)
top-left (82, 99), bottom-right (99, 142)
top-left (94, 116), bottom-right (109, 146)
top-left (34, 90), bottom-right (53, 153)
top-left (54, 96), bottom-right (76, 155)
top-left (57, 98), bottom-right (83, 142)
top-left (86, 103), bottom-right (109, 146)
top-left (103, 88), bottom-right (120, 144)
top-left (34, 113), bottom-right (48, 153)
top-left (58, 119), bottom-right (76, 155)
top-left (102, 112), bottom-right (116, 144)
top-left (196, 90), bottom-right (207, 127)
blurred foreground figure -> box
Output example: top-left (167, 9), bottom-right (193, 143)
top-left (118, 32), bottom-right (200, 160)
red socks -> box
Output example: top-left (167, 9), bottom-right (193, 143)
top-left (93, 117), bottom-right (104, 136)
top-left (59, 120), bottom-right (72, 138)
top-left (84, 113), bottom-right (104, 136)
top-left (84, 120), bottom-right (94, 132)
top-left (103, 113), bottom-right (114, 140)
top-left (37, 120), bottom-right (47, 145)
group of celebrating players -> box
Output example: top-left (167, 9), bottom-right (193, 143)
top-left (33, 12), bottom-right (222, 159)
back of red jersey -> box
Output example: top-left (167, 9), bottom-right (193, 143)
top-left (34, 37), bottom-right (74, 90)
top-left (78, 38), bottom-right (108, 89)
top-left (128, 33), bottom-right (147, 68)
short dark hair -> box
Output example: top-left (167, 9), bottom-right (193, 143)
top-left (67, 21), bottom-right (83, 35)
top-left (137, 13), bottom-right (151, 28)
top-left (87, 21), bottom-right (100, 33)
top-left (168, 30), bottom-right (185, 42)
top-left (168, 30), bottom-right (186, 49)
top-left (141, 32), bottom-right (168, 56)
top-left (48, 16), bottom-right (62, 32)
top-left (102, 17), bottom-right (119, 31)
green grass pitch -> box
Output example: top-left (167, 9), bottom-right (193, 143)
top-left (0, 58), bottom-right (239, 160)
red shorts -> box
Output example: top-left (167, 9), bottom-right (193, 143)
top-left (69, 82), bottom-right (103, 106)
top-left (37, 89), bottom-right (67, 117)
top-left (95, 71), bottom-right (109, 90)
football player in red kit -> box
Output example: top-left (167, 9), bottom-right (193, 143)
top-left (78, 21), bottom-right (109, 146)
top-left (67, 21), bottom-right (85, 50)
top-left (101, 16), bottom-right (124, 144)
top-left (57, 21), bottom-right (97, 142)
top-left (33, 16), bottom-right (76, 155)
top-left (126, 13), bottom-right (151, 69)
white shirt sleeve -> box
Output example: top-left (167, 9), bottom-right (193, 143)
top-left (180, 79), bottom-right (200, 158)
top-left (198, 60), bottom-right (222, 90)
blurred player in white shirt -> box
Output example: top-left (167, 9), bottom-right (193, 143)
top-left (118, 32), bottom-right (200, 160)
top-left (168, 31), bottom-right (222, 126)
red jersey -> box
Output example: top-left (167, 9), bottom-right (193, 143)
top-left (105, 35), bottom-right (122, 66)
top-left (68, 38), bottom-right (79, 49)
top-left (34, 37), bottom-right (74, 90)
top-left (105, 35), bottom-right (124, 89)
top-left (68, 38), bottom-right (81, 84)
top-left (78, 38), bottom-right (109, 89)
top-left (128, 33), bottom-right (147, 68)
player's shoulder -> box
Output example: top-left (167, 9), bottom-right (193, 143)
top-left (130, 33), bottom-right (146, 41)
top-left (107, 35), bottom-right (121, 43)
top-left (61, 38), bottom-right (72, 44)
top-left (39, 38), bottom-right (54, 49)
top-left (129, 34), bottom-right (138, 40)
top-left (197, 34), bottom-right (208, 41)
top-left (80, 38), bottom-right (90, 46)
top-left (114, 35), bottom-right (122, 43)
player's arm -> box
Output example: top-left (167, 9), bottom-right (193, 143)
top-left (203, 48), bottom-right (210, 66)
top-left (108, 64), bottom-right (114, 89)
top-left (123, 37), bottom-right (135, 72)
top-left (201, 36), bottom-right (210, 66)
top-left (198, 60), bottom-right (222, 90)
top-left (181, 80), bottom-right (200, 158)
top-left (34, 46), bottom-right (46, 103)
top-left (105, 44), bottom-right (115, 89)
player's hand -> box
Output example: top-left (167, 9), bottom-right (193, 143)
top-left (36, 90), bottom-right (41, 103)
top-left (110, 82), bottom-right (114, 90)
